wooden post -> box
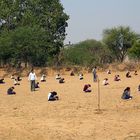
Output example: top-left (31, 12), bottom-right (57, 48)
top-left (97, 77), bottom-right (100, 111)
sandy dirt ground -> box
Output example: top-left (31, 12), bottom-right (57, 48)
top-left (0, 71), bottom-right (140, 140)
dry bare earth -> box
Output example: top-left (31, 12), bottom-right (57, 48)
top-left (0, 71), bottom-right (140, 140)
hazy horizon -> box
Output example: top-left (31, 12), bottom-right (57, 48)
top-left (61, 0), bottom-right (140, 44)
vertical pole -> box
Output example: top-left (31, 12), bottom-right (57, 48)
top-left (98, 77), bottom-right (100, 111)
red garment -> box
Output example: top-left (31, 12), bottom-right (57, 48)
top-left (83, 85), bottom-right (88, 91)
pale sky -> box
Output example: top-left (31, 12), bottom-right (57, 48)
top-left (60, 0), bottom-right (140, 44)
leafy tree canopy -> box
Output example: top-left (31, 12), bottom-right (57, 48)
top-left (0, 0), bottom-right (69, 67)
top-left (63, 39), bottom-right (112, 67)
top-left (103, 26), bottom-right (138, 62)
top-left (129, 40), bottom-right (140, 60)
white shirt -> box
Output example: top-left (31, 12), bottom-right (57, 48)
top-left (48, 92), bottom-right (52, 100)
top-left (40, 76), bottom-right (44, 81)
top-left (28, 72), bottom-right (37, 81)
top-left (79, 74), bottom-right (83, 79)
top-left (11, 75), bottom-right (14, 79)
top-left (102, 80), bottom-right (108, 85)
top-left (40, 75), bottom-right (46, 81)
top-left (56, 75), bottom-right (61, 79)
top-left (14, 79), bottom-right (18, 84)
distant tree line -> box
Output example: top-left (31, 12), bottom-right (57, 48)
top-left (62, 26), bottom-right (140, 67)
top-left (0, 1), bottom-right (139, 68)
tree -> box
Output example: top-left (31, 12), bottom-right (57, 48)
top-left (103, 26), bottom-right (138, 62)
top-left (63, 39), bottom-right (111, 67)
top-left (129, 41), bottom-right (140, 60)
top-left (0, 0), bottom-right (69, 67)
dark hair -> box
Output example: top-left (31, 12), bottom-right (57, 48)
top-left (124, 87), bottom-right (130, 92)
top-left (52, 91), bottom-right (57, 95)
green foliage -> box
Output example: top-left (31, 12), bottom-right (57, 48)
top-left (103, 26), bottom-right (138, 62)
top-left (63, 39), bottom-right (112, 67)
top-left (128, 41), bottom-right (140, 60)
top-left (0, 0), bottom-right (69, 67)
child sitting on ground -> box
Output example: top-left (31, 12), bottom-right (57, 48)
top-left (102, 78), bottom-right (109, 85)
top-left (107, 69), bottom-right (111, 74)
top-left (79, 73), bottom-right (83, 80)
top-left (48, 91), bottom-right (59, 101)
top-left (14, 78), bottom-right (20, 85)
top-left (0, 78), bottom-right (4, 84)
top-left (83, 84), bottom-right (91, 92)
top-left (40, 74), bottom-right (46, 82)
top-left (134, 70), bottom-right (138, 75)
top-left (121, 87), bottom-right (132, 100)
top-left (126, 71), bottom-right (131, 78)
top-left (138, 85), bottom-right (140, 92)
top-left (7, 87), bottom-right (16, 95)
top-left (35, 82), bottom-right (40, 88)
top-left (55, 74), bottom-right (61, 80)
top-left (114, 75), bottom-right (121, 81)
top-left (11, 75), bottom-right (15, 79)
top-left (70, 71), bottom-right (75, 76)
top-left (17, 76), bottom-right (22, 81)
top-left (59, 78), bottom-right (65, 83)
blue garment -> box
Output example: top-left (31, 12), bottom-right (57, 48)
top-left (92, 68), bottom-right (97, 82)
top-left (121, 90), bottom-right (132, 99)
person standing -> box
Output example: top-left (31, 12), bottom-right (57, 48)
top-left (28, 69), bottom-right (37, 92)
top-left (92, 66), bottom-right (97, 82)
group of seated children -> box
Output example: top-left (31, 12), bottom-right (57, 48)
top-left (11, 75), bottom-right (22, 86)
top-left (70, 71), bottom-right (84, 80)
top-left (7, 86), bottom-right (59, 101)
top-left (55, 74), bottom-right (65, 83)
top-left (11, 75), bottom-right (22, 81)
top-left (114, 75), bottom-right (121, 81)
top-left (5, 70), bottom-right (140, 103)
top-left (126, 70), bottom-right (138, 78)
